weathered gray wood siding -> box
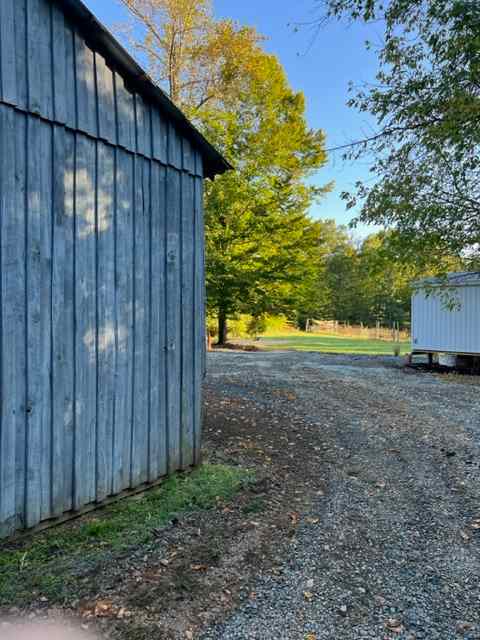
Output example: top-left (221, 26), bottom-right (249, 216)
top-left (0, 0), bottom-right (206, 537)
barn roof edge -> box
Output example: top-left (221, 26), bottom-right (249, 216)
top-left (57, 0), bottom-right (232, 179)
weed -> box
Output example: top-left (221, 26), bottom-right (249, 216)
top-left (242, 497), bottom-right (266, 514)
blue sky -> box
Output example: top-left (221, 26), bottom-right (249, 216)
top-left (84, 0), bottom-right (382, 236)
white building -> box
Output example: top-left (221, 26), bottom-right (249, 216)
top-left (412, 272), bottom-right (480, 357)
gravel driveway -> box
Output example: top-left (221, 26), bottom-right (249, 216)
top-left (202, 351), bottom-right (480, 640)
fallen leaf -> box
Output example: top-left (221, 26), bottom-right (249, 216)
top-left (94, 600), bottom-right (114, 617)
top-left (307, 517), bottom-right (320, 525)
top-left (305, 634), bottom-right (317, 640)
top-left (190, 564), bottom-right (208, 572)
top-left (303, 591), bottom-right (314, 601)
top-left (290, 512), bottom-right (300, 525)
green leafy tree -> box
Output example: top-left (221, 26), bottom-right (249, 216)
top-left (122, 2), bottom-right (330, 343)
top-left (202, 83), bottom-right (330, 341)
top-left (294, 220), bottom-right (352, 327)
top-left (295, 225), bottom-right (466, 328)
top-left (316, 0), bottom-right (480, 261)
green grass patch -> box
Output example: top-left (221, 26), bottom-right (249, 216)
top-left (0, 464), bottom-right (254, 607)
top-left (258, 334), bottom-right (410, 356)
top-left (242, 497), bottom-right (266, 515)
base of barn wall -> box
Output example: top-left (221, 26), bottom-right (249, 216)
top-left (3, 464), bottom-right (201, 542)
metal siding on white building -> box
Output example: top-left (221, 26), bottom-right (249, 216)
top-left (412, 283), bottom-right (480, 355)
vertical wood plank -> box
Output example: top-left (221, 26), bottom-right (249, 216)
top-left (114, 149), bottom-right (134, 492)
top-left (27, 0), bottom-right (53, 119)
top-left (194, 150), bottom-right (204, 178)
top-left (0, 0), bottom-right (18, 106)
top-left (131, 157), bottom-right (149, 487)
top-left (96, 53), bottom-right (116, 146)
top-left (116, 73), bottom-right (135, 153)
top-left (134, 96), bottom-right (152, 159)
top-left (65, 24), bottom-right (77, 130)
top-left (39, 121), bottom-right (53, 522)
top-left (25, 115), bottom-right (43, 528)
top-left (144, 102), bottom-right (152, 159)
top-left (51, 4), bottom-right (67, 125)
top-left (75, 34), bottom-right (97, 138)
top-left (180, 173), bottom-right (195, 468)
top-left (95, 53), bottom-right (117, 144)
top-left (134, 95), bottom-right (144, 157)
top-left (151, 107), bottom-right (167, 164)
top-left (14, 0), bottom-right (28, 111)
top-left (63, 129), bottom-right (76, 512)
top-left (166, 167), bottom-right (181, 471)
top-left (193, 176), bottom-right (205, 463)
top-left (14, 112), bottom-right (28, 530)
top-left (149, 162), bottom-right (167, 481)
top-left (96, 142), bottom-right (116, 502)
top-left (51, 125), bottom-right (66, 516)
top-left (143, 160), bottom-right (152, 478)
top-left (168, 122), bottom-right (182, 170)
top-left (74, 134), bottom-right (97, 509)
top-left (182, 138), bottom-right (194, 175)
top-left (0, 107), bottom-right (24, 537)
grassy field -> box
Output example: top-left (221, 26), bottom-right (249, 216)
top-left (257, 333), bottom-right (411, 356)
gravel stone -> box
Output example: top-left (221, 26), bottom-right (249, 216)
top-left (201, 351), bottom-right (480, 640)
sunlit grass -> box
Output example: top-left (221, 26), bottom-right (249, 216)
top-left (258, 333), bottom-right (410, 355)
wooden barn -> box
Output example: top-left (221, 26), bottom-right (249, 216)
top-left (0, 0), bottom-right (230, 537)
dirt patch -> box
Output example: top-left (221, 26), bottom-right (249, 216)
top-left (210, 341), bottom-right (261, 352)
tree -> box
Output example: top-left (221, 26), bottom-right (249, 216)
top-left (201, 60), bottom-right (330, 341)
top-left (119, 0), bottom-right (262, 110)
top-left (316, 0), bottom-right (480, 261)
top-left (122, 2), bottom-right (331, 343)
top-left (294, 220), bottom-right (352, 327)
top-left (293, 224), bottom-right (466, 328)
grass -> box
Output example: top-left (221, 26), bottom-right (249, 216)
top-left (257, 333), bottom-right (411, 356)
top-left (0, 464), bottom-right (254, 607)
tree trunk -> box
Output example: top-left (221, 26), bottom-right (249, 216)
top-left (217, 310), bottom-right (228, 345)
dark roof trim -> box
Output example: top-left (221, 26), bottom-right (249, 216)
top-left (413, 272), bottom-right (480, 288)
top-left (57, 0), bottom-right (232, 179)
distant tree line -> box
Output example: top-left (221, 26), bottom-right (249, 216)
top-left (294, 225), bottom-right (463, 331)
